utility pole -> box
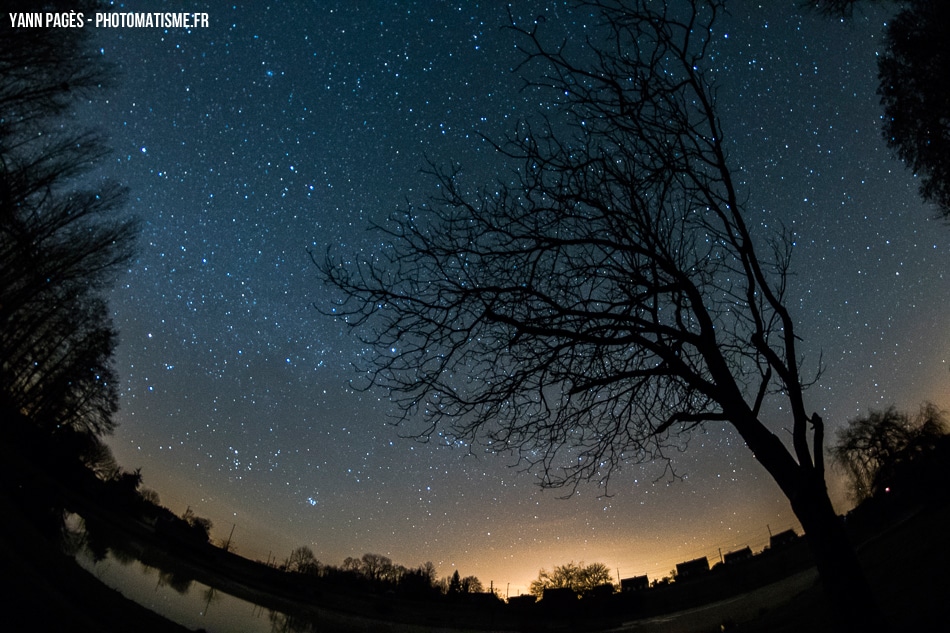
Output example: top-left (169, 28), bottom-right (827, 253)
top-left (224, 523), bottom-right (236, 552)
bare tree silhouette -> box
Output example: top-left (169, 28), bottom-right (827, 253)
top-left (285, 545), bottom-right (322, 575)
top-left (319, 1), bottom-right (883, 628)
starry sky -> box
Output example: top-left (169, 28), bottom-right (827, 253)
top-left (78, 0), bottom-right (950, 596)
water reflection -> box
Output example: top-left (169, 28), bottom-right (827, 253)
top-left (77, 548), bottom-right (278, 633)
top-left (68, 513), bottom-right (315, 633)
top-left (268, 609), bottom-right (320, 633)
top-left (157, 566), bottom-right (194, 595)
top-left (69, 514), bottom-right (433, 633)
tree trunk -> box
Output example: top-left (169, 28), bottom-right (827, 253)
top-left (732, 412), bottom-right (889, 630)
top-left (789, 471), bottom-right (888, 632)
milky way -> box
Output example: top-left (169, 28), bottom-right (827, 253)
top-left (85, 1), bottom-right (949, 595)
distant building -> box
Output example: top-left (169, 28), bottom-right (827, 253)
top-left (675, 556), bottom-right (710, 580)
top-left (723, 546), bottom-right (753, 565)
top-left (542, 587), bottom-right (577, 606)
top-left (467, 592), bottom-right (503, 607)
top-left (583, 583), bottom-right (616, 600)
top-left (769, 529), bottom-right (799, 549)
top-left (508, 594), bottom-right (537, 608)
top-left (621, 575), bottom-right (649, 592)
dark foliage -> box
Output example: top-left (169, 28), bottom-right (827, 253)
top-left (0, 0), bottom-right (137, 440)
top-left (878, 0), bottom-right (950, 218)
top-left (809, 0), bottom-right (950, 216)
top-left (831, 403), bottom-right (949, 503)
top-left (804, 0), bottom-right (891, 18)
top-left (447, 570), bottom-right (463, 596)
top-left (180, 507), bottom-right (213, 543)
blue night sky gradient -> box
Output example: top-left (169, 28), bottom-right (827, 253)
top-left (83, 1), bottom-right (950, 594)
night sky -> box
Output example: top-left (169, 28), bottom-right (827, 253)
top-left (80, 1), bottom-right (949, 596)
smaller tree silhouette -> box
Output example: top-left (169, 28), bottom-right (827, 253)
top-left (460, 575), bottom-right (483, 594)
top-left (831, 403), bottom-right (948, 503)
top-left (419, 561), bottom-right (438, 585)
top-left (181, 507), bottom-right (213, 543)
top-left (286, 546), bottom-right (322, 575)
top-left (360, 552), bottom-right (394, 582)
top-left (396, 562), bottom-right (439, 596)
top-left (447, 570), bottom-right (463, 596)
top-left (530, 562), bottom-right (613, 598)
top-left (139, 488), bottom-right (161, 506)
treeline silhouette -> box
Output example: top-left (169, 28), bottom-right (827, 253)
top-left (1, 0), bottom-right (137, 540)
top-left (0, 6), bottom-right (207, 546)
top-left (274, 549), bottom-right (488, 603)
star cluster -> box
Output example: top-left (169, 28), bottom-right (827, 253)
top-left (88, 1), bottom-right (949, 594)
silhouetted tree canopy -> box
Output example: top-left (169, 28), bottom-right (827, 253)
top-left (831, 403), bottom-right (948, 503)
top-left (319, 1), bottom-right (886, 628)
top-left (285, 545), bottom-right (322, 575)
top-left (438, 570), bottom-right (482, 596)
top-left (530, 562), bottom-right (613, 598)
top-left (0, 1), bottom-right (137, 440)
top-left (447, 570), bottom-right (463, 596)
top-left (877, 0), bottom-right (950, 218)
top-left (181, 507), bottom-right (213, 543)
top-left (808, 0), bottom-right (950, 217)
top-left (460, 575), bottom-right (483, 594)
top-left (319, 553), bottom-right (445, 597)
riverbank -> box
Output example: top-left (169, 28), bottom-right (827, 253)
top-left (3, 476), bottom-right (945, 632)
